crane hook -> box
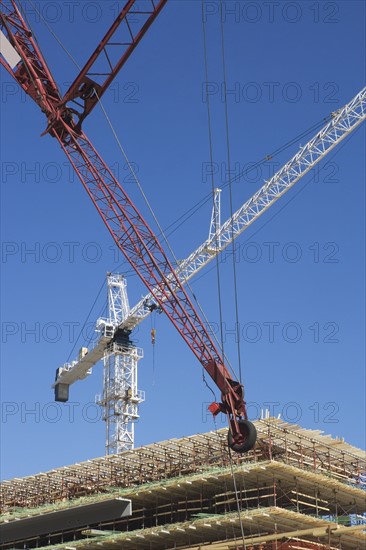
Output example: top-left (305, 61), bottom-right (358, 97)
top-left (151, 328), bottom-right (156, 345)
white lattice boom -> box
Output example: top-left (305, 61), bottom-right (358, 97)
top-left (54, 87), bottom-right (366, 399)
top-left (122, 86), bottom-right (366, 329)
top-left (207, 188), bottom-right (222, 248)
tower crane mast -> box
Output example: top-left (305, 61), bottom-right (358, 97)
top-left (96, 274), bottom-right (145, 454)
top-left (59, 191), bottom-right (223, 455)
top-left (1, 0), bottom-right (255, 453)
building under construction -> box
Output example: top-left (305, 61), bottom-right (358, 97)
top-left (0, 418), bottom-right (365, 549)
top-left (1, 2), bottom-right (365, 549)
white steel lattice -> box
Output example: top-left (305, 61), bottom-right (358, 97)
top-left (54, 87), bottom-right (366, 386)
top-left (207, 188), bottom-right (222, 247)
top-left (107, 273), bottom-right (130, 325)
top-left (122, 87), bottom-right (366, 329)
top-left (96, 342), bottom-right (144, 454)
top-left (96, 274), bottom-right (144, 454)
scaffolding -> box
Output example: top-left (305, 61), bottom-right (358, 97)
top-left (0, 419), bottom-right (365, 549)
top-left (1, 419), bottom-right (364, 511)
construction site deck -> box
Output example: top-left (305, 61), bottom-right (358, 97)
top-left (1, 418), bottom-right (365, 549)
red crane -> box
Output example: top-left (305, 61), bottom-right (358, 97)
top-left (0, 0), bottom-right (257, 453)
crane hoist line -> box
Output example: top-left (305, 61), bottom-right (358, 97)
top-left (53, 79), bottom-right (366, 456)
top-left (0, 0), bottom-right (258, 453)
top-left (2, 1), bottom-right (366, 454)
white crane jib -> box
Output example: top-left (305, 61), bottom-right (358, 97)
top-left (54, 274), bottom-right (132, 401)
top-left (121, 86), bottom-right (366, 328)
top-left (53, 86), bottom-right (366, 398)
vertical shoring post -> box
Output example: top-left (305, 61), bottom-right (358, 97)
top-left (273, 478), bottom-right (277, 507)
top-left (48, 474), bottom-right (52, 508)
top-left (342, 451), bottom-right (346, 479)
top-left (154, 451), bottom-right (158, 481)
top-left (300, 436), bottom-right (304, 468)
top-left (201, 439), bottom-right (206, 470)
top-left (315, 486), bottom-right (319, 517)
top-left (168, 452), bottom-right (172, 479)
top-left (172, 448), bottom-right (176, 478)
top-left (328, 450), bottom-right (331, 475)
top-left (222, 439), bottom-right (228, 468)
top-left (194, 439), bottom-right (199, 467)
top-left (284, 431), bottom-right (288, 464)
top-left (110, 461), bottom-right (114, 487)
top-left (206, 437), bottom-right (210, 465)
top-left (178, 445), bottom-right (182, 476)
top-left (61, 474), bottom-right (65, 501)
top-left (313, 441), bottom-right (317, 471)
top-left (268, 425), bottom-right (273, 460)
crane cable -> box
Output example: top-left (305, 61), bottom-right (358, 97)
top-left (219, 0), bottom-right (243, 385)
top-left (202, 8), bottom-right (248, 545)
top-left (201, 0), bottom-right (228, 395)
top-left (218, 0), bottom-right (247, 544)
top-left (66, 277), bottom-right (106, 362)
top-left (27, 0), bottom-right (336, 238)
top-left (24, 0), bottom-right (336, 298)
top-left (25, 0), bottom-right (353, 395)
top-left (112, 108), bottom-right (325, 276)
top-left (24, 0), bottom-right (209, 288)
top-left (152, 113), bottom-right (333, 255)
top-left (27, 0), bottom-right (82, 72)
top-left (25, 0), bottom-right (238, 378)
top-left (93, 89), bottom-right (239, 382)
top-left (150, 313), bottom-right (157, 385)
top-left (193, 126), bottom-right (360, 291)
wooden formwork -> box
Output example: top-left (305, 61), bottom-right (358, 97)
top-left (1, 419), bottom-right (365, 513)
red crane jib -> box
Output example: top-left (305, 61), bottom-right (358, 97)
top-left (60, 0), bottom-right (168, 127)
top-left (0, 0), bottom-right (256, 453)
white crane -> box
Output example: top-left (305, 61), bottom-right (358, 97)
top-left (53, 86), bottom-right (366, 453)
top-left (55, 191), bottom-right (222, 454)
top-left (95, 274), bottom-right (145, 454)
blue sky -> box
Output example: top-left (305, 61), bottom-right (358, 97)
top-left (1, 0), bottom-right (365, 480)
